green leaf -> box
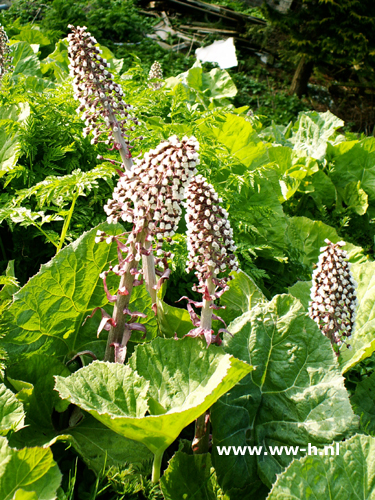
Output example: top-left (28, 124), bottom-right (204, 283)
top-left (57, 415), bottom-right (153, 475)
top-left (337, 180), bottom-right (368, 215)
top-left (8, 357), bottom-right (153, 475)
top-left (308, 170), bottom-right (336, 210)
top-left (199, 114), bottom-right (269, 169)
top-left (0, 436), bottom-right (61, 500)
top-left (0, 103), bottom-right (30, 176)
top-left (290, 110), bottom-right (344, 160)
top-left (128, 285), bottom-right (159, 343)
top-left (13, 28), bottom-right (51, 47)
top-left (1, 222), bottom-right (124, 366)
top-left (0, 260), bottom-right (19, 304)
top-left (10, 41), bottom-right (42, 78)
top-left (7, 355), bottom-right (71, 442)
top-left (55, 338), bottom-right (252, 456)
top-left (218, 270), bottom-right (267, 326)
top-left (201, 68), bottom-right (237, 102)
top-left (225, 169), bottom-right (287, 261)
top-left (287, 280), bottom-right (311, 310)
top-left (267, 434), bottom-right (375, 500)
top-left (285, 216), bottom-right (365, 267)
top-left (156, 300), bottom-right (194, 338)
top-left (0, 384), bottom-right (24, 436)
top-left (161, 451), bottom-right (229, 500)
top-left (211, 295), bottom-right (357, 497)
top-left (328, 137), bottom-right (375, 202)
top-left (339, 260), bottom-right (375, 373)
top-left (41, 40), bottom-right (69, 83)
top-left (351, 372), bottom-right (375, 435)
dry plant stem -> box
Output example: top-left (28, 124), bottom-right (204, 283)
top-left (108, 109), bottom-right (133, 172)
top-left (142, 240), bottom-right (157, 305)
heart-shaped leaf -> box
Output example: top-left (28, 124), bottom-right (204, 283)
top-left (211, 294), bottom-right (357, 498)
top-left (55, 337), bottom-right (252, 479)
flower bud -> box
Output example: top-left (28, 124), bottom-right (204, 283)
top-left (148, 61), bottom-right (163, 90)
top-left (308, 239), bottom-right (358, 354)
top-left (0, 25), bottom-right (13, 81)
top-left (185, 175), bottom-right (238, 297)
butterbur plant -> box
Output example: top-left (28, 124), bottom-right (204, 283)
top-left (95, 135), bottom-right (200, 362)
top-left (148, 61), bottom-right (163, 90)
top-left (0, 25), bottom-right (12, 82)
top-left (185, 174), bottom-right (238, 347)
top-left (67, 25), bottom-right (141, 171)
top-left (4, 24), bottom-right (375, 500)
top-left (308, 239), bottom-right (358, 354)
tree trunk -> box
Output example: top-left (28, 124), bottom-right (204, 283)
top-left (289, 55), bottom-right (314, 97)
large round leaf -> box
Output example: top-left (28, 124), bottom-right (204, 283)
top-left (55, 337), bottom-right (252, 456)
top-left (211, 294), bottom-right (357, 498)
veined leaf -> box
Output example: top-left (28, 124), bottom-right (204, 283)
top-left (351, 372), bottom-right (375, 436)
top-left (218, 270), bottom-right (267, 326)
top-left (11, 41), bottom-right (42, 78)
top-left (0, 437), bottom-right (61, 500)
top-left (156, 299), bottom-right (194, 338)
top-left (161, 451), bottom-right (229, 500)
top-left (41, 40), bottom-right (69, 83)
top-left (290, 110), bottom-right (344, 160)
top-left (286, 216), bottom-right (365, 266)
top-left (1, 222), bottom-right (124, 365)
top-left (328, 137), bottom-right (375, 202)
top-left (211, 295), bottom-right (357, 497)
top-left (55, 338), bottom-right (252, 457)
top-left (267, 435), bottom-right (375, 500)
top-left (199, 113), bottom-right (269, 169)
top-left (0, 384), bottom-right (24, 436)
top-left (339, 260), bottom-right (375, 372)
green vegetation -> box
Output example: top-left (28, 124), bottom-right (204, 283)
top-left (0, 5), bottom-right (375, 500)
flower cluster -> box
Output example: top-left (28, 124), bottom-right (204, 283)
top-left (148, 61), bottom-right (163, 90)
top-left (97, 136), bottom-right (199, 288)
top-left (0, 25), bottom-right (12, 80)
top-left (103, 135), bottom-right (199, 246)
top-left (185, 175), bottom-right (238, 297)
top-left (308, 239), bottom-right (358, 353)
top-left (67, 25), bottom-right (140, 166)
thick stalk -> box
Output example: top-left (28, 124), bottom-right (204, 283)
top-left (151, 449), bottom-right (164, 484)
top-left (200, 269), bottom-right (216, 332)
top-left (108, 108), bottom-right (133, 172)
top-left (142, 240), bottom-right (157, 305)
top-left (103, 250), bottom-right (137, 362)
top-left (56, 191), bottom-right (79, 254)
top-left (104, 230), bottom-right (147, 362)
top-left (193, 269), bottom-right (215, 454)
top-left (193, 411), bottom-right (210, 454)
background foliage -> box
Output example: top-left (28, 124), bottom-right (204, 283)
top-left (0, 4), bottom-right (375, 500)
